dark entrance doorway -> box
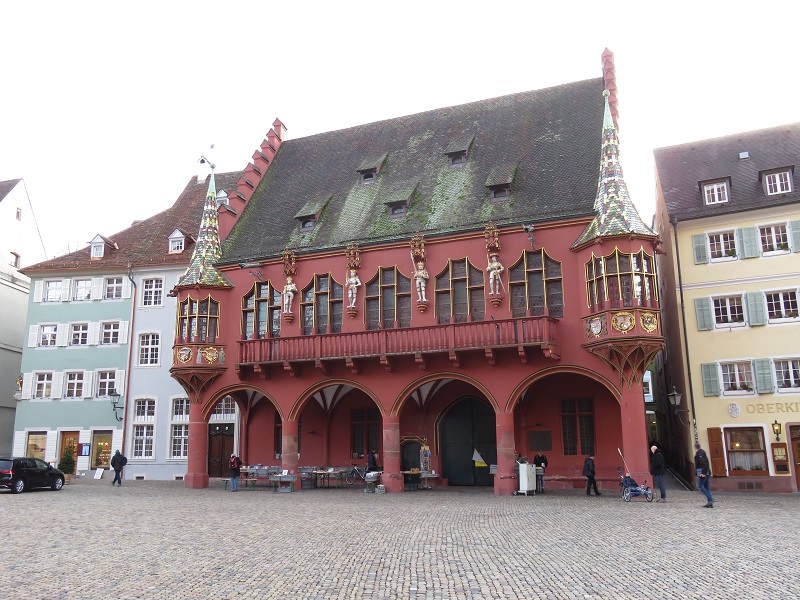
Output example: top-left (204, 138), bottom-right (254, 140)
top-left (208, 423), bottom-right (234, 477)
top-left (440, 396), bottom-right (496, 486)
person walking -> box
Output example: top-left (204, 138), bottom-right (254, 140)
top-left (694, 443), bottom-right (714, 508)
top-left (110, 450), bottom-right (127, 487)
top-left (582, 454), bottom-right (601, 496)
top-left (229, 453), bottom-right (243, 492)
top-left (533, 451), bottom-right (548, 493)
top-left (367, 449), bottom-right (378, 472)
top-left (650, 445), bottom-right (667, 502)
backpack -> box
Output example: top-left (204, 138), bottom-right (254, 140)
top-left (229, 456), bottom-right (239, 469)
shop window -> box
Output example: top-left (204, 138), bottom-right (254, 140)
top-left (725, 428), bottom-right (767, 475)
top-left (560, 398), bottom-right (594, 456)
top-left (509, 250), bottom-right (563, 318)
top-left (586, 249), bottom-right (657, 310)
top-left (772, 443), bottom-right (789, 474)
top-left (242, 282), bottom-right (282, 340)
top-left (92, 431), bottom-right (113, 469)
top-left (26, 432), bottom-right (47, 460)
top-left (300, 274), bottom-right (344, 336)
top-left (351, 407), bottom-right (381, 460)
top-left (365, 267), bottom-right (412, 330)
top-left (177, 295), bottom-right (219, 343)
top-left (435, 259), bottom-right (484, 324)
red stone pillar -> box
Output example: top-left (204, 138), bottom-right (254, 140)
top-left (184, 401), bottom-right (209, 489)
top-left (619, 385), bottom-right (649, 481)
top-left (494, 411), bottom-right (516, 496)
top-left (382, 415), bottom-right (402, 493)
top-left (281, 418), bottom-right (299, 482)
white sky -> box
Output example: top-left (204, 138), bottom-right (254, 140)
top-left (3, 1), bottom-right (799, 261)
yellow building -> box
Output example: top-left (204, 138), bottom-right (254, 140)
top-left (654, 123), bottom-right (800, 493)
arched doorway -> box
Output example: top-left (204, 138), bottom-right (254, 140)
top-left (207, 395), bottom-right (238, 476)
top-left (440, 396), bottom-right (496, 486)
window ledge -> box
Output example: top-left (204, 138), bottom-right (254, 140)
top-left (710, 256), bottom-right (738, 263)
top-left (723, 389), bottom-right (755, 397)
top-left (715, 322), bottom-right (746, 329)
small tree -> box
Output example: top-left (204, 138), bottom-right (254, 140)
top-left (58, 447), bottom-right (76, 475)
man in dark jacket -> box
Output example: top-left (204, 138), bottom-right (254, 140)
top-left (533, 451), bottom-right (548, 493)
top-left (110, 450), bottom-right (127, 487)
top-left (367, 449), bottom-right (378, 472)
top-left (650, 445), bottom-right (667, 501)
top-left (229, 453), bottom-right (243, 492)
top-left (582, 454), bottom-right (600, 496)
top-left (694, 443), bottom-right (714, 508)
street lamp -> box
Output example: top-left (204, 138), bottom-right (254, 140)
top-left (109, 389), bottom-right (124, 422)
top-left (772, 420), bottom-right (782, 442)
top-left (667, 386), bottom-right (690, 427)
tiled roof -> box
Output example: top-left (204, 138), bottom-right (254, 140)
top-left (572, 91), bottom-right (655, 247)
top-left (654, 122), bottom-right (800, 222)
top-left (21, 172), bottom-right (242, 274)
top-left (0, 178), bottom-right (22, 202)
top-left (221, 78), bottom-right (606, 264)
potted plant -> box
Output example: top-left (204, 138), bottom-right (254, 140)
top-left (58, 447), bottom-right (76, 482)
top-left (725, 249), bottom-right (737, 257)
top-left (777, 242), bottom-right (789, 251)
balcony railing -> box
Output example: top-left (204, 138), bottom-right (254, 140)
top-left (237, 315), bottom-right (557, 365)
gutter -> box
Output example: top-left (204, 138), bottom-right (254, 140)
top-left (670, 215), bottom-right (699, 442)
top-left (120, 263), bottom-right (137, 455)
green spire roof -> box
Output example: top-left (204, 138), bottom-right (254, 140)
top-left (175, 169), bottom-right (232, 288)
top-left (572, 91), bottom-right (655, 248)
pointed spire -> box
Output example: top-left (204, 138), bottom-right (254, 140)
top-left (572, 91), bottom-right (655, 248)
top-left (176, 164), bottom-right (232, 288)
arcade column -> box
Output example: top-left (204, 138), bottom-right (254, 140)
top-left (382, 415), bottom-right (402, 493)
top-left (184, 401), bottom-right (209, 489)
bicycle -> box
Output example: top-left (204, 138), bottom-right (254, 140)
top-left (345, 464), bottom-right (368, 485)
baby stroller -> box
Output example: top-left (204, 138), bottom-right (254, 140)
top-left (618, 467), bottom-right (653, 502)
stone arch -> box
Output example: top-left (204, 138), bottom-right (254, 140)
top-left (288, 378), bottom-right (382, 421)
top-left (505, 365), bottom-right (621, 413)
top-left (201, 383), bottom-right (282, 422)
top-left (391, 371), bottom-right (499, 417)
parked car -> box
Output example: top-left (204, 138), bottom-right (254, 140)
top-left (0, 457), bottom-right (65, 493)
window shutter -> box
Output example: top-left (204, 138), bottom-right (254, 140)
top-left (88, 322), bottom-right (101, 345)
top-left (83, 371), bottom-right (95, 398)
top-left (706, 427), bottom-right (727, 477)
top-left (754, 358), bottom-right (773, 394)
top-left (701, 363), bottom-right (720, 396)
top-left (12, 431), bottom-right (26, 457)
top-left (21, 373), bottom-right (33, 399)
top-left (51, 372), bottom-right (64, 399)
top-left (114, 370), bottom-right (125, 396)
top-left (56, 323), bottom-right (69, 347)
top-left (692, 234), bottom-right (708, 264)
top-left (122, 277), bottom-right (132, 299)
top-left (33, 280), bottom-right (43, 303)
top-left (91, 277), bottom-right (104, 300)
top-left (28, 325), bottom-right (38, 348)
top-left (746, 292), bottom-right (767, 326)
top-left (61, 279), bottom-right (71, 301)
top-left (789, 220), bottom-right (800, 252)
top-left (119, 321), bottom-right (129, 344)
top-left (738, 227), bottom-right (759, 258)
top-left (694, 298), bottom-right (713, 331)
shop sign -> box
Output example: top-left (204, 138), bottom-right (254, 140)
top-left (745, 402), bottom-right (800, 414)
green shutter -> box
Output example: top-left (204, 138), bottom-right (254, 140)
top-left (754, 358), bottom-right (774, 394)
top-left (789, 220), bottom-right (800, 252)
top-left (746, 292), bottom-right (767, 326)
top-left (701, 363), bottom-right (720, 396)
top-left (738, 227), bottom-right (759, 258)
top-left (692, 234), bottom-right (709, 264)
top-left (694, 297), bottom-right (714, 330)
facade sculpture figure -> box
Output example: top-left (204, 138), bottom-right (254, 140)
top-left (346, 269), bottom-right (361, 308)
top-left (413, 261), bottom-right (429, 302)
top-left (486, 254), bottom-right (504, 295)
top-left (282, 276), bottom-right (297, 313)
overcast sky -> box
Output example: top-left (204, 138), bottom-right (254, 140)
top-left (3, 1), bottom-right (799, 262)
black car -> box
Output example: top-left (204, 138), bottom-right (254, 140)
top-left (0, 457), bottom-right (65, 493)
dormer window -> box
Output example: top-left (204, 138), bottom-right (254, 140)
top-left (216, 189), bottom-right (229, 207)
top-left (300, 217), bottom-right (316, 231)
top-left (170, 238), bottom-right (184, 252)
top-left (762, 169), bottom-right (792, 195)
top-left (703, 180), bottom-right (729, 205)
top-left (449, 151), bottom-right (467, 167)
top-left (360, 169), bottom-right (377, 184)
top-left (388, 203), bottom-right (407, 217)
top-left (91, 243), bottom-right (105, 258)
top-left (491, 185), bottom-right (510, 200)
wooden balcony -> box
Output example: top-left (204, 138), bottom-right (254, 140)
top-left (237, 315), bottom-right (559, 373)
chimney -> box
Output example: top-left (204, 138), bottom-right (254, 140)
top-left (601, 48), bottom-right (619, 129)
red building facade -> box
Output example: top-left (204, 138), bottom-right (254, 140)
top-left (171, 58), bottom-right (664, 494)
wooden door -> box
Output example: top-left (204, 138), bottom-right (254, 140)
top-left (208, 423), bottom-right (234, 477)
top-left (707, 427), bottom-right (727, 477)
top-left (59, 432), bottom-right (79, 474)
top-left (792, 434), bottom-right (800, 491)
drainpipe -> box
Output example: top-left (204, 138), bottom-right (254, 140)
top-left (670, 215), bottom-right (699, 442)
top-left (120, 263), bottom-right (137, 455)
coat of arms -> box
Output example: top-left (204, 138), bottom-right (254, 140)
top-left (611, 311), bottom-right (635, 333)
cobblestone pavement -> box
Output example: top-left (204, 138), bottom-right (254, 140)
top-left (2, 475), bottom-right (799, 599)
